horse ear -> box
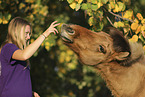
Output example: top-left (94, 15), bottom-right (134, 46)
top-left (105, 27), bottom-right (131, 53)
top-left (115, 52), bottom-right (130, 61)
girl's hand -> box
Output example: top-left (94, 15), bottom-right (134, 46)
top-left (33, 92), bottom-right (40, 97)
top-left (43, 21), bottom-right (60, 37)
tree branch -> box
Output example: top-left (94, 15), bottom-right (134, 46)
top-left (108, 10), bottom-right (134, 23)
top-left (102, 7), bottom-right (134, 23)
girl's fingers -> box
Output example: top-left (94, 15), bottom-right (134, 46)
top-left (51, 21), bottom-right (58, 26)
top-left (53, 28), bottom-right (59, 33)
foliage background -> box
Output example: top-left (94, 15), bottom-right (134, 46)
top-left (0, 0), bottom-right (145, 97)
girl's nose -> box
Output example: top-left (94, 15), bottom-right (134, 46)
top-left (26, 33), bottom-right (31, 40)
top-left (27, 34), bottom-right (30, 39)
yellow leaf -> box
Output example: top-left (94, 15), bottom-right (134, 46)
top-left (143, 46), bottom-right (145, 51)
top-left (45, 42), bottom-right (49, 45)
top-left (134, 18), bottom-right (139, 23)
top-left (131, 23), bottom-right (138, 30)
top-left (141, 19), bottom-right (145, 24)
top-left (141, 25), bottom-right (145, 31)
top-left (67, 63), bottom-right (76, 70)
top-left (114, 21), bottom-right (124, 28)
top-left (142, 31), bottom-right (145, 38)
top-left (2, 20), bottom-right (8, 24)
top-left (88, 17), bottom-right (94, 26)
top-left (67, 50), bottom-right (74, 55)
top-left (41, 43), bottom-right (44, 46)
top-left (129, 35), bottom-right (138, 42)
top-left (69, 2), bottom-right (76, 9)
top-left (123, 10), bottom-right (133, 19)
top-left (136, 13), bottom-right (143, 20)
top-left (0, 18), bottom-right (2, 24)
top-left (97, 2), bottom-right (103, 8)
top-left (19, 3), bottom-right (26, 9)
top-left (45, 45), bottom-right (50, 50)
top-left (110, 2), bottom-right (115, 9)
top-left (68, 91), bottom-right (74, 96)
top-left (113, 4), bottom-right (119, 12)
top-left (65, 55), bottom-right (71, 62)
top-left (135, 25), bottom-right (141, 34)
top-left (75, 0), bottom-right (83, 3)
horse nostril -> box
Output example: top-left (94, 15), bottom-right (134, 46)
top-left (67, 28), bottom-right (75, 35)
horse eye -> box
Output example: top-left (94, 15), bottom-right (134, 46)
top-left (99, 45), bottom-right (106, 53)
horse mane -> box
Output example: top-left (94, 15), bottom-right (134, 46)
top-left (121, 41), bottom-right (144, 66)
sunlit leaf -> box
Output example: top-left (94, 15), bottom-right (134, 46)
top-left (90, 0), bottom-right (97, 4)
top-left (91, 4), bottom-right (98, 11)
top-left (141, 25), bottom-right (145, 31)
top-left (81, 3), bottom-right (88, 10)
top-left (114, 21), bottom-right (125, 28)
top-left (97, 2), bottom-right (103, 8)
top-left (2, 16), bottom-right (8, 24)
top-left (67, 63), bottom-right (76, 70)
top-left (129, 35), bottom-right (138, 42)
top-left (88, 17), bottom-right (94, 26)
top-left (131, 22), bottom-right (138, 30)
top-left (75, 0), bottom-right (83, 4)
top-left (135, 25), bottom-right (141, 34)
top-left (19, 3), bottom-right (26, 9)
top-left (113, 4), bottom-right (119, 12)
top-left (75, 3), bottom-right (80, 11)
top-left (67, 0), bottom-right (74, 3)
top-left (136, 13), bottom-right (143, 20)
top-left (101, 0), bottom-right (108, 4)
top-left (45, 42), bottom-right (50, 50)
top-left (123, 9), bottom-right (133, 19)
top-left (69, 2), bottom-right (76, 9)
top-left (0, 18), bottom-right (2, 24)
top-left (141, 19), bottom-right (145, 24)
top-left (110, 1), bottom-right (115, 9)
top-left (143, 46), bottom-right (145, 51)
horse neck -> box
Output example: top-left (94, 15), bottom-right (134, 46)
top-left (97, 60), bottom-right (145, 97)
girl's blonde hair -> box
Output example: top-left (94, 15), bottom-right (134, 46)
top-left (1, 17), bottom-right (32, 50)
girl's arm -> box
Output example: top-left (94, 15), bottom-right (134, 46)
top-left (12, 21), bottom-right (60, 61)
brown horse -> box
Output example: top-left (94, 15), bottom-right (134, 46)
top-left (60, 24), bottom-right (145, 97)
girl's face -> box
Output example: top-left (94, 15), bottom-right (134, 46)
top-left (24, 25), bottom-right (31, 41)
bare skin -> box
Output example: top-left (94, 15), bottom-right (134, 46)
top-left (12, 21), bottom-right (60, 61)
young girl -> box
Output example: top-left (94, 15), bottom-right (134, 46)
top-left (0, 17), bottom-right (60, 97)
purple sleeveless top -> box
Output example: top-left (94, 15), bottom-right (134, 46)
top-left (0, 43), bottom-right (32, 97)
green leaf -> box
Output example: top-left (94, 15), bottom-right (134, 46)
top-left (91, 0), bottom-right (97, 4)
top-left (91, 4), bottom-right (98, 11)
top-left (75, 3), bottom-right (81, 11)
top-left (4, 13), bottom-right (11, 20)
top-left (101, 0), bottom-right (108, 4)
top-left (118, 2), bottom-right (126, 11)
top-left (87, 3), bottom-right (92, 9)
top-left (81, 3), bottom-right (88, 10)
top-left (67, 0), bottom-right (74, 4)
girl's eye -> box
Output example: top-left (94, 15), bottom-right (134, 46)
top-left (99, 45), bottom-right (106, 54)
top-left (25, 32), bottom-right (31, 36)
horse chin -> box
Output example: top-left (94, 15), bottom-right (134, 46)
top-left (61, 36), bottom-right (73, 43)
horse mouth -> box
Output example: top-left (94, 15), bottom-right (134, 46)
top-left (60, 24), bottom-right (74, 43)
top-left (61, 35), bottom-right (73, 43)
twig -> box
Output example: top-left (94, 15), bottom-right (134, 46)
top-left (103, 7), bottom-right (134, 23)
top-left (108, 10), bottom-right (134, 23)
top-left (106, 16), bottom-right (115, 27)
